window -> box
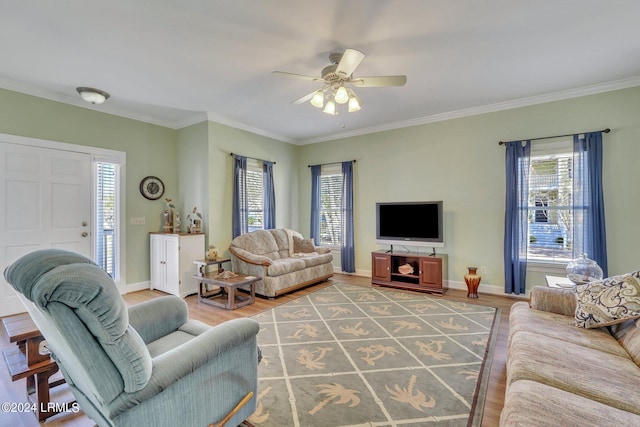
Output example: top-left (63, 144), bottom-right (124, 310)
top-left (246, 159), bottom-right (264, 232)
top-left (527, 141), bottom-right (573, 262)
top-left (96, 161), bottom-right (120, 278)
top-left (319, 164), bottom-right (343, 247)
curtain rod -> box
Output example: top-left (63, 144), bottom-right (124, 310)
top-left (498, 128), bottom-right (610, 146)
top-left (230, 153), bottom-right (275, 164)
top-left (307, 159), bottom-right (356, 168)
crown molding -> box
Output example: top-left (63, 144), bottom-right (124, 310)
top-left (296, 76), bottom-right (640, 145)
top-left (201, 112), bottom-right (296, 144)
top-left (2, 75), bottom-right (639, 145)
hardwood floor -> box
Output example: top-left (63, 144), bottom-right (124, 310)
top-left (0, 274), bottom-right (518, 426)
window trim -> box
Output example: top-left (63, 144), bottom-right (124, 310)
top-left (93, 152), bottom-right (126, 286)
top-left (318, 163), bottom-right (343, 249)
top-left (526, 139), bottom-right (573, 264)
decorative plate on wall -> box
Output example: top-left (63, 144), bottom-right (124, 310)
top-left (139, 176), bottom-right (165, 200)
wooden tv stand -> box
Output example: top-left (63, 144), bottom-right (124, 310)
top-left (371, 251), bottom-right (448, 295)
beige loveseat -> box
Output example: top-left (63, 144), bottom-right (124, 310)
top-left (501, 285), bottom-right (640, 426)
top-left (229, 229), bottom-right (333, 298)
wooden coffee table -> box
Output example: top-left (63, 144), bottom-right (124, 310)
top-left (194, 272), bottom-right (259, 310)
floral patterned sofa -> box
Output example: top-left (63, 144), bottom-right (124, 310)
top-left (500, 274), bottom-right (640, 426)
top-left (229, 229), bottom-right (333, 298)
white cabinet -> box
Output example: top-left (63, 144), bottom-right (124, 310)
top-left (150, 233), bottom-right (204, 298)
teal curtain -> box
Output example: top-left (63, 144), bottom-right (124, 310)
top-left (504, 140), bottom-right (531, 295)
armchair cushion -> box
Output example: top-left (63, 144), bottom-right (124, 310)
top-left (128, 296), bottom-right (189, 344)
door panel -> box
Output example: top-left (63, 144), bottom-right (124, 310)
top-left (0, 141), bottom-right (91, 316)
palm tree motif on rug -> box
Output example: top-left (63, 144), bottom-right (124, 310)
top-left (248, 282), bottom-right (499, 426)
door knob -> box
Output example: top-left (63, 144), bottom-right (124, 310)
top-left (81, 232), bottom-right (88, 237)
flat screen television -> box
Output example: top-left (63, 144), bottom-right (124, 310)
top-left (376, 201), bottom-right (444, 248)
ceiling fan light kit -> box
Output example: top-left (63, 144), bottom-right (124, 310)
top-left (274, 48), bottom-right (406, 116)
top-left (76, 87), bottom-right (110, 105)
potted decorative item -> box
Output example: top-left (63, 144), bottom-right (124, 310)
top-left (207, 245), bottom-right (219, 260)
top-left (566, 253), bottom-right (604, 285)
top-left (464, 267), bottom-right (481, 299)
top-left (173, 212), bottom-right (181, 233)
top-left (163, 198), bottom-right (175, 233)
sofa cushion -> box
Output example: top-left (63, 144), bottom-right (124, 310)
top-left (230, 230), bottom-right (281, 260)
top-left (611, 318), bottom-right (640, 367)
top-left (293, 236), bottom-right (316, 254)
top-left (501, 380), bottom-right (640, 427)
top-left (507, 330), bottom-right (640, 415)
top-left (509, 302), bottom-right (629, 358)
top-left (575, 272), bottom-right (640, 328)
top-left (267, 258), bottom-right (307, 277)
top-left (299, 252), bottom-right (334, 269)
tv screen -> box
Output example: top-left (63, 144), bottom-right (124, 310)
top-left (376, 201), bottom-right (444, 248)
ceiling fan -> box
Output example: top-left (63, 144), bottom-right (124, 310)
top-left (273, 48), bottom-right (407, 115)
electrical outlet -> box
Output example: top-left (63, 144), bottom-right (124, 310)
top-left (130, 216), bottom-right (146, 225)
top-left (480, 266), bottom-right (487, 275)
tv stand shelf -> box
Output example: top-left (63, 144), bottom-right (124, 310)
top-left (371, 251), bottom-right (448, 295)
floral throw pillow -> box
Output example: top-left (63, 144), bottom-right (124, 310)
top-left (574, 271), bottom-right (640, 328)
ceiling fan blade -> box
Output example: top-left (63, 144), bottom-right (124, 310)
top-left (272, 71), bottom-right (320, 82)
top-left (336, 49), bottom-right (365, 78)
top-left (291, 90), bottom-right (318, 105)
top-left (351, 75), bottom-right (407, 87)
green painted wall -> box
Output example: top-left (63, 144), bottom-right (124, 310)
top-left (203, 122), bottom-right (300, 256)
top-left (0, 88), bottom-right (177, 285)
top-left (298, 86), bottom-right (640, 292)
top-left (2, 84), bottom-right (638, 295)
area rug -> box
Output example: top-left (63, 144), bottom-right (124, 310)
top-left (246, 283), bottom-right (500, 427)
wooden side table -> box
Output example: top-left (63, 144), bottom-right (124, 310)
top-left (2, 313), bottom-right (74, 421)
top-left (545, 275), bottom-right (576, 289)
top-left (193, 272), bottom-right (259, 310)
top-left (194, 258), bottom-right (231, 303)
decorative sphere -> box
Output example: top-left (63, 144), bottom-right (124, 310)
top-left (566, 253), bottom-right (604, 285)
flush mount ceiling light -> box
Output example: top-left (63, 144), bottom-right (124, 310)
top-left (273, 48), bottom-right (406, 115)
top-left (76, 87), bottom-right (110, 105)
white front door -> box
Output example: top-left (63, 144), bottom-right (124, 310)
top-left (0, 141), bottom-right (91, 316)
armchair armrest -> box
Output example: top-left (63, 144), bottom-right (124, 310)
top-left (315, 247), bottom-right (331, 255)
top-left (128, 296), bottom-right (189, 344)
top-left (529, 286), bottom-right (577, 316)
top-left (117, 318), bottom-right (260, 408)
top-left (229, 247), bottom-right (272, 266)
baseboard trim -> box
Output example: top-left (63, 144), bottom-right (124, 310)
top-left (118, 281), bottom-right (150, 295)
top-left (334, 269), bottom-right (529, 299)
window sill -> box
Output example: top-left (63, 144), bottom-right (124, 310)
top-left (526, 260), bottom-right (567, 274)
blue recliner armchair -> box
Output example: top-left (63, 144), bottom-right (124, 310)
top-left (4, 249), bottom-right (259, 427)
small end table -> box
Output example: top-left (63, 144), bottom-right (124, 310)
top-left (193, 272), bottom-right (259, 310)
top-left (194, 258), bottom-right (231, 303)
top-left (545, 275), bottom-right (576, 289)
top-left (2, 313), bottom-right (74, 421)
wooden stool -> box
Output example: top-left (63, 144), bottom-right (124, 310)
top-left (2, 313), bottom-right (74, 421)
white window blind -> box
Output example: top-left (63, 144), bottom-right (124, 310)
top-left (320, 164), bottom-right (343, 247)
top-left (527, 141), bottom-right (574, 262)
top-left (246, 158), bottom-right (264, 232)
top-left (96, 162), bottom-right (117, 277)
